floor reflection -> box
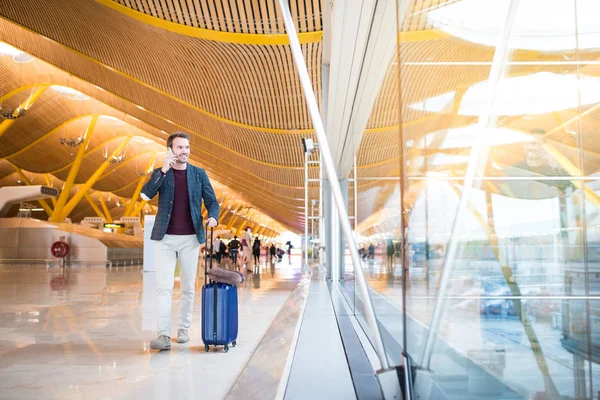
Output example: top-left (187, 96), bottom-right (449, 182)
top-left (0, 257), bottom-right (302, 399)
top-left (341, 255), bottom-right (600, 399)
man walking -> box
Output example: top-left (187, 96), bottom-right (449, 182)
top-left (141, 132), bottom-right (219, 351)
top-left (269, 243), bottom-right (277, 263)
top-left (228, 236), bottom-right (241, 267)
top-left (214, 235), bottom-right (223, 265)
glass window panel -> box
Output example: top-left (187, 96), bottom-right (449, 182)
top-left (394, 0), bottom-right (600, 397)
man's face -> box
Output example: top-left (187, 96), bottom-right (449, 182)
top-left (171, 137), bottom-right (190, 164)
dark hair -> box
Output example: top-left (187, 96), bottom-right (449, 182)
top-left (167, 132), bottom-right (190, 149)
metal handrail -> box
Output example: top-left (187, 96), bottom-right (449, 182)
top-left (0, 258), bottom-right (141, 267)
top-left (0, 258), bottom-right (55, 265)
top-left (276, 0), bottom-right (390, 371)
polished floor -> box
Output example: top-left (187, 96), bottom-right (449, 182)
top-left (285, 276), bottom-right (356, 400)
top-left (0, 257), bottom-right (302, 400)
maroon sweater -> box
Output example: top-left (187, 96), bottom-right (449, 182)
top-left (166, 168), bottom-right (196, 235)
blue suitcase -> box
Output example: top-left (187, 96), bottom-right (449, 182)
top-left (202, 226), bottom-right (239, 352)
top-left (201, 283), bottom-right (238, 352)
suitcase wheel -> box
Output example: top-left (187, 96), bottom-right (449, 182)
top-left (205, 345), bottom-right (210, 352)
top-left (232, 340), bottom-right (237, 347)
top-left (224, 344), bottom-right (229, 352)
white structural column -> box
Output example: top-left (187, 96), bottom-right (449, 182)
top-left (353, 156), bottom-right (358, 232)
top-left (324, 178), bottom-right (347, 281)
top-left (321, 0), bottom-right (402, 287)
top-left (319, 160), bottom-right (325, 269)
top-left (304, 152), bottom-right (310, 271)
top-left (337, 179), bottom-right (348, 281)
top-left (320, 0), bottom-right (332, 275)
top-left (325, 0), bottom-right (399, 177)
top-left (324, 179), bottom-right (334, 280)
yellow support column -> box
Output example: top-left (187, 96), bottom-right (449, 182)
top-left (235, 210), bottom-right (256, 236)
top-left (13, 166), bottom-right (53, 217)
top-left (0, 83), bottom-right (48, 104)
top-left (131, 200), bottom-right (149, 218)
top-left (50, 115), bottom-right (99, 222)
top-left (217, 199), bottom-right (232, 222)
top-left (60, 137), bottom-right (132, 220)
top-left (124, 152), bottom-right (157, 216)
top-left (0, 86), bottom-right (49, 138)
top-left (226, 216), bottom-right (239, 230)
top-left (235, 220), bottom-right (249, 236)
top-left (545, 103), bottom-right (600, 138)
top-left (541, 142), bottom-right (600, 206)
top-left (456, 186), bottom-right (560, 395)
top-left (213, 194), bottom-right (226, 223)
top-left (256, 226), bottom-right (266, 238)
top-left (225, 205), bottom-right (244, 229)
top-left (85, 193), bottom-right (107, 219)
top-left (97, 193), bottom-right (113, 223)
top-left (118, 196), bottom-right (127, 213)
top-left (234, 222), bottom-right (243, 236)
top-left (218, 205), bottom-right (228, 222)
top-left (407, 88), bottom-right (468, 177)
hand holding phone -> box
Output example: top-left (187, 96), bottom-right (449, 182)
top-left (162, 147), bottom-right (176, 173)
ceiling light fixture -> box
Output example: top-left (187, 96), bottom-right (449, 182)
top-left (109, 155), bottom-right (126, 165)
top-left (60, 137), bottom-right (85, 147)
top-left (302, 138), bottom-right (318, 155)
top-left (0, 107), bottom-right (26, 120)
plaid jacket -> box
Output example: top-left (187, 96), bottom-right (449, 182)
top-left (140, 164), bottom-right (219, 244)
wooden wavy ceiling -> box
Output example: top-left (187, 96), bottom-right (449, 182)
top-left (0, 55), bottom-right (289, 234)
top-left (110, 0), bottom-right (322, 33)
top-left (0, 0), bottom-right (597, 235)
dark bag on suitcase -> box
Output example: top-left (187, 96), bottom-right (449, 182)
top-left (202, 225), bottom-right (239, 352)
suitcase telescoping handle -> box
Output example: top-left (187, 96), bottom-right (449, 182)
top-left (206, 222), bottom-right (218, 342)
top-left (204, 223), bottom-right (214, 283)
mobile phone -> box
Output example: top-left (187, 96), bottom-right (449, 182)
top-left (166, 147), bottom-right (174, 158)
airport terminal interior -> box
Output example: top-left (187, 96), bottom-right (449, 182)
top-left (1, 0), bottom-right (600, 399)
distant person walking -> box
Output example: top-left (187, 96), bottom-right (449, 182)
top-left (252, 237), bottom-right (261, 266)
